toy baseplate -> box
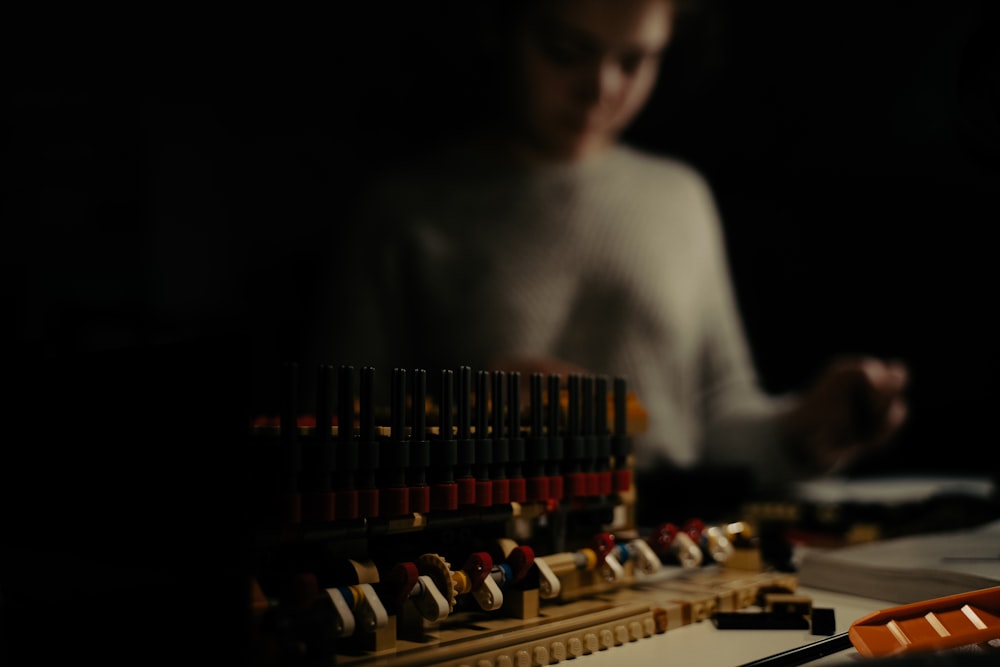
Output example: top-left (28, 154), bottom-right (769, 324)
top-left (337, 567), bottom-right (796, 667)
top-left (340, 599), bottom-right (659, 667)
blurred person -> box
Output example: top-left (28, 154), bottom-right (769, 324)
top-left (306, 0), bottom-right (909, 495)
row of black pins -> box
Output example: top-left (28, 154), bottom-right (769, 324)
top-left (273, 363), bottom-right (632, 521)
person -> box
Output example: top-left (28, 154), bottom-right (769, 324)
top-left (307, 0), bottom-right (909, 496)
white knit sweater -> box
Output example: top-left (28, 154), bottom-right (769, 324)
top-left (320, 142), bottom-right (799, 490)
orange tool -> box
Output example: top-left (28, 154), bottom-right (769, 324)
top-left (849, 584), bottom-right (1000, 658)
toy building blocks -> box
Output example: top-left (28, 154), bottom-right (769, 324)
top-left (248, 363), bottom-right (797, 666)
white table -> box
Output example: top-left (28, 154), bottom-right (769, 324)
top-left (564, 586), bottom-right (895, 667)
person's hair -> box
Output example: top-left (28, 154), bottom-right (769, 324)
top-left (363, 0), bottom-right (707, 158)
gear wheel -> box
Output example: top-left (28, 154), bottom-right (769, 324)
top-left (416, 553), bottom-right (458, 612)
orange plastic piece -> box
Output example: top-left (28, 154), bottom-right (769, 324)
top-left (849, 585), bottom-right (1000, 658)
top-left (556, 390), bottom-right (648, 435)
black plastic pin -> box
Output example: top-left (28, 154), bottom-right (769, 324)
top-left (279, 361), bottom-right (302, 524)
top-left (546, 374), bottom-right (564, 502)
top-left (301, 363), bottom-right (336, 522)
top-left (408, 369), bottom-right (431, 513)
top-left (489, 371), bottom-right (510, 505)
top-left (580, 375), bottom-right (598, 497)
top-left (564, 374), bottom-right (586, 499)
top-left (336, 365), bottom-right (359, 520)
top-left (315, 363), bottom-right (334, 456)
top-left (380, 368), bottom-right (410, 517)
top-left (506, 371), bottom-right (526, 503)
top-left (455, 366), bottom-right (476, 506)
top-left (356, 366), bottom-right (379, 518)
top-left (473, 370), bottom-right (493, 506)
top-left (430, 369), bottom-right (459, 511)
top-left (810, 608), bottom-right (836, 636)
top-left (524, 372), bottom-right (549, 502)
top-left (611, 377), bottom-right (632, 493)
top-left (594, 376), bottom-right (612, 496)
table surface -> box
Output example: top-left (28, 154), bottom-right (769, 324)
top-left (562, 586), bottom-right (897, 667)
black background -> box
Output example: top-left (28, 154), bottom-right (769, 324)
top-left (6, 0), bottom-right (999, 476)
top-left (2, 2), bottom-right (998, 662)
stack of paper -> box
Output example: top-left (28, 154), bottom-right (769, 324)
top-left (796, 518), bottom-right (1000, 604)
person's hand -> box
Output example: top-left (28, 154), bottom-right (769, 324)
top-left (783, 356), bottom-right (909, 475)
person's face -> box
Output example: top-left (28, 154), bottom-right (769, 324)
top-left (510, 0), bottom-right (673, 163)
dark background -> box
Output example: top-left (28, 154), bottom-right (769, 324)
top-left (6, 0), bottom-right (999, 477)
top-left (2, 2), bottom-right (997, 662)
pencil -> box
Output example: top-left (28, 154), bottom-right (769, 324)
top-left (735, 632), bottom-right (854, 667)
